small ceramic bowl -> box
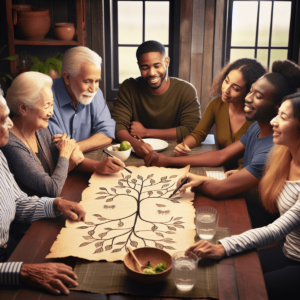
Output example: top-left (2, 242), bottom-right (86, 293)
top-left (106, 144), bottom-right (131, 162)
top-left (123, 247), bottom-right (172, 284)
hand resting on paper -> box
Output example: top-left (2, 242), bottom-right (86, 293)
top-left (186, 240), bottom-right (226, 260)
top-left (54, 198), bottom-right (86, 221)
top-left (20, 263), bottom-right (78, 295)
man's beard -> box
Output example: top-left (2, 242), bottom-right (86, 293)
top-left (71, 85), bottom-right (97, 105)
top-left (143, 69), bottom-right (167, 90)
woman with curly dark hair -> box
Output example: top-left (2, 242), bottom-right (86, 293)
top-left (174, 58), bottom-right (267, 170)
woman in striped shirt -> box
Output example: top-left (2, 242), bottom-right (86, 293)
top-left (186, 92), bottom-right (300, 299)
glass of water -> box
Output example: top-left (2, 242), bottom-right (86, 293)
top-left (172, 251), bottom-right (198, 291)
top-left (196, 206), bottom-right (218, 240)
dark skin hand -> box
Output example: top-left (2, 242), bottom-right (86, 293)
top-left (144, 140), bottom-right (246, 168)
top-left (116, 129), bottom-right (153, 158)
top-left (20, 263), bottom-right (78, 295)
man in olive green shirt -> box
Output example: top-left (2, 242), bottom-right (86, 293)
top-left (111, 40), bottom-right (200, 158)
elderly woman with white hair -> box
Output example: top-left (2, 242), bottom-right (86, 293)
top-left (2, 71), bottom-right (125, 198)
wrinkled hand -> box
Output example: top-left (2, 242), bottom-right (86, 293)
top-left (20, 263), bottom-right (78, 295)
top-left (185, 240), bottom-right (226, 260)
top-left (225, 169), bottom-right (239, 178)
top-left (144, 150), bottom-right (169, 167)
top-left (54, 198), bottom-right (86, 221)
top-left (129, 121), bottom-right (147, 137)
top-left (174, 143), bottom-right (191, 156)
top-left (55, 133), bottom-right (77, 160)
top-left (52, 133), bottom-right (65, 144)
top-left (70, 145), bottom-right (85, 165)
top-left (96, 157), bottom-right (125, 174)
top-left (176, 173), bottom-right (207, 193)
top-left (133, 141), bottom-right (153, 158)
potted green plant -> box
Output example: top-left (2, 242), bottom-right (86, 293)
top-left (30, 53), bottom-right (63, 79)
top-left (0, 45), bottom-right (17, 93)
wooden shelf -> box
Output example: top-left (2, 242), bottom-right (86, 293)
top-left (6, 0), bottom-right (86, 76)
top-left (14, 38), bottom-right (79, 46)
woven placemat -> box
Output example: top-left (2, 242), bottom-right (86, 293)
top-left (70, 228), bottom-right (229, 298)
top-left (84, 142), bottom-right (223, 176)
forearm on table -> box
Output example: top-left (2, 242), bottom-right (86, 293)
top-left (198, 169), bottom-right (260, 199)
top-left (77, 133), bottom-right (112, 153)
top-left (74, 157), bottom-right (100, 173)
top-left (0, 262), bottom-right (23, 285)
top-left (182, 135), bottom-right (198, 148)
top-left (163, 149), bottom-right (227, 167)
top-left (144, 127), bottom-right (177, 140)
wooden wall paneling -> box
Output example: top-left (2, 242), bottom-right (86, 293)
top-left (190, 0), bottom-right (205, 117)
top-left (178, 0), bottom-right (193, 82)
top-left (213, 0), bottom-right (226, 80)
top-left (85, 0), bottom-right (92, 48)
top-left (90, 0), bottom-right (106, 97)
top-left (200, 0), bottom-right (215, 116)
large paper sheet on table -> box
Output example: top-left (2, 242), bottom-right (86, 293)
top-left (46, 166), bottom-right (195, 261)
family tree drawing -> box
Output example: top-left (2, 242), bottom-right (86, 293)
top-left (76, 172), bottom-right (186, 255)
top-left (46, 166), bottom-right (195, 261)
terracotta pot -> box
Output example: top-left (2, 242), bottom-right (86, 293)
top-left (54, 23), bottom-right (75, 41)
top-left (12, 5), bottom-right (51, 41)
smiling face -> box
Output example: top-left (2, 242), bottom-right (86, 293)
top-left (221, 69), bottom-right (248, 104)
top-left (26, 88), bottom-right (54, 130)
top-left (244, 77), bottom-right (278, 122)
top-left (271, 100), bottom-right (300, 148)
top-left (138, 52), bottom-right (170, 94)
top-left (0, 97), bottom-right (13, 147)
top-left (69, 63), bottom-right (101, 105)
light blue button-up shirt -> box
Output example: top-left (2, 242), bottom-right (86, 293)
top-left (48, 77), bottom-right (115, 142)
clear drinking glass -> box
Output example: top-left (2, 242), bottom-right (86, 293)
top-left (172, 251), bottom-right (198, 291)
top-left (196, 206), bottom-right (218, 240)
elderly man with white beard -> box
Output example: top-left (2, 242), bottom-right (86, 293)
top-left (48, 46), bottom-right (115, 153)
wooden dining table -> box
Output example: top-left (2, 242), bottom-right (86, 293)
top-left (0, 140), bottom-right (268, 300)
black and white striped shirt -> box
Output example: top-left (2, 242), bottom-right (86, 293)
top-left (0, 151), bottom-right (56, 285)
top-left (220, 180), bottom-right (300, 261)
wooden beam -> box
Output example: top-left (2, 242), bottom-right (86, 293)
top-left (200, 0), bottom-right (215, 116)
top-left (190, 0), bottom-right (205, 115)
top-left (178, 0), bottom-right (193, 82)
top-left (213, 0), bottom-right (226, 80)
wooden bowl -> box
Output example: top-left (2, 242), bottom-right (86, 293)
top-left (123, 247), bottom-right (172, 284)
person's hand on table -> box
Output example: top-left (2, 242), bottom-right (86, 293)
top-left (174, 142), bottom-right (191, 156)
top-left (20, 263), bottom-right (78, 295)
top-left (54, 198), bottom-right (86, 221)
top-left (144, 150), bottom-right (169, 167)
top-left (225, 169), bottom-right (239, 178)
top-left (70, 145), bottom-right (85, 165)
top-left (132, 141), bottom-right (153, 158)
top-left (95, 157), bottom-right (125, 174)
top-left (176, 173), bottom-right (208, 192)
top-left (186, 241), bottom-right (226, 260)
top-left (129, 121), bottom-right (147, 137)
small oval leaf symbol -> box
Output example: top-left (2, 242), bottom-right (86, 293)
top-left (80, 242), bottom-right (92, 247)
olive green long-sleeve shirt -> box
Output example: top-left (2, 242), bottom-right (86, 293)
top-left (111, 77), bottom-right (201, 142)
top-left (190, 97), bottom-right (254, 169)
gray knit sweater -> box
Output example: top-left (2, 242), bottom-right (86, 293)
top-left (1, 128), bottom-right (69, 197)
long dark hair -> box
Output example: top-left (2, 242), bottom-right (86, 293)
top-left (209, 58), bottom-right (267, 97)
